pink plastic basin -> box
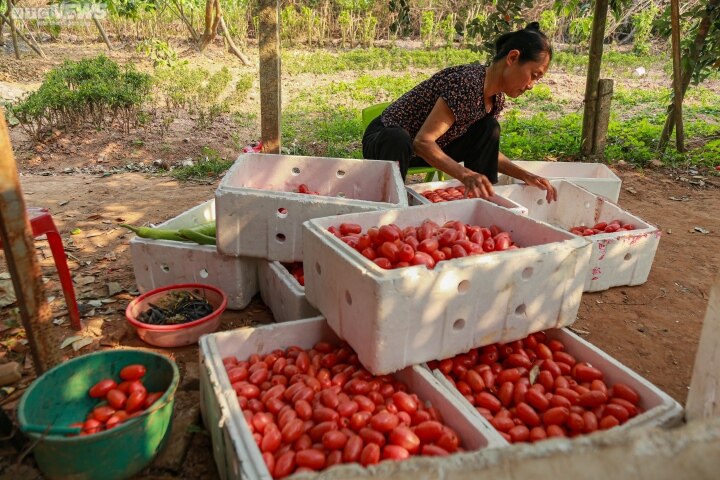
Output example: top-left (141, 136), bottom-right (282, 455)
top-left (126, 283), bottom-right (227, 347)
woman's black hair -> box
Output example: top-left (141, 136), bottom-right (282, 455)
top-left (493, 22), bottom-right (553, 63)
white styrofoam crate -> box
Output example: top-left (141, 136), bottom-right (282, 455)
top-left (494, 181), bottom-right (660, 292)
top-left (431, 327), bottom-right (683, 444)
top-left (257, 260), bottom-right (319, 323)
top-left (405, 179), bottom-right (528, 215)
top-left (129, 200), bottom-right (258, 310)
top-left (199, 316), bottom-right (505, 480)
top-left (496, 160), bottom-right (621, 202)
top-left (302, 199), bottom-right (592, 375)
top-left (215, 153), bottom-right (407, 262)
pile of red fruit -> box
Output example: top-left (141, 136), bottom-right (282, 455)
top-left (71, 364), bottom-right (164, 436)
top-left (328, 220), bottom-right (519, 270)
top-left (223, 341), bottom-right (464, 478)
top-left (420, 186), bottom-right (476, 203)
top-left (569, 220), bottom-right (636, 236)
top-left (284, 262), bottom-right (305, 286)
top-left (428, 331), bottom-right (642, 444)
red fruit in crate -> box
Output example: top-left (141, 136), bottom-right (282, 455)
top-left (360, 443), bottom-right (381, 466)
top-left (373, 257), bottom-right (392, 269)
top-left (611, 383), bottom-right (640, 404)
top-left (410, 251), bottom-right (435, 269)
top-left (379, 225), bottom-right (400, 242)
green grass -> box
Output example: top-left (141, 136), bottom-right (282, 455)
top-left (171, 147), bottom-right (233, 181)
top-left (281, 47), bottom-right (483, 75)
top-left (160, 45), bottom-right (719, 176)
top-left (552, 50), bottom-right (664, 77)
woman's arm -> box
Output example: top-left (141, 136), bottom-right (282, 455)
top-left (498, 153), bottom-right (558, 202)
top-left (414, 98), bottom-right (495, 198)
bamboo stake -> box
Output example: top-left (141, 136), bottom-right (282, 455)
top-left (0, 109), bottom-right (60, 374)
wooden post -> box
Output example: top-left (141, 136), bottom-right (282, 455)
top-left (580, 0), bottom-right (610, 157)
top-left (93, 15), bottom-right (113, 51)
top-left (686, 273), bottom-right (720, 421)
top-left (0, 111), bottom-right (60, 374)
top-left (258, 0), bottom-right (281, 154)
top-left (6, 0), bottom-right (20, 59)
top-left (669, 0), bottom-right (684, 152)
top-left (591, 78), bottom-right (613, 156)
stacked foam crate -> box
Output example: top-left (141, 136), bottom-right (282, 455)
top-left (196, 157), bottom-right (679, 479)
top-left (427, 328), bottom-right (682, 445)
top-left (495, 160), bottom-right (621, 202)
top-left (302, 199), bottom-right (593, 374)
top-left (129, 199), bottom-right (258, 310)
top-left (215, 153), bottom-right (407, 320)
top-left (494, 180), bottom-right (661, 292)
top-left (405, 178), bottom-right (528, 214)
top-left (199, 317), bottom-right (506, 480)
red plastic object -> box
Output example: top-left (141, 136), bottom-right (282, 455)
top-left (0, 208), bottom-right (81, 330)
top-left (125, 283), bottom-right (227, 347)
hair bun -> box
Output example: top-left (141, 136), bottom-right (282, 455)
top-left (525, 22), bottom-right (541, 31)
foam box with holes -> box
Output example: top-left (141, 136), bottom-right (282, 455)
top-left (215, 153), bottom-right (407, 262)
top-left (494, 181), bottom-right (660, 292)
top-left (199, 316), bottom-right (505, 480)
top-left (405, 179), bottom-right (528, 214)
top-left (496, 160), bottom-right (621, 202)
top-left (129, 200), bottom-right (258, 310)
top-left (302, 199), bottom-right (592, 375)
top-left (431, 327), bottom-right (683, 440)
top-left (257, 260), bottom-right (319, 323)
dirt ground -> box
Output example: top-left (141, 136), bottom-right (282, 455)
top-left (1, 42), bottom-right (719, 479)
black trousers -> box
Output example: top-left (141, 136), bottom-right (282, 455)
top-left (362, 115), bottom-right (500, 182)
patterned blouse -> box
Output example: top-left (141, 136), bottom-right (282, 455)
top-left (381, 63), bottom-right (505, 148)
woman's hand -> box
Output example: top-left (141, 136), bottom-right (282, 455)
top-left (461, 172), bottom-right (495, 199)
top-left (522, 172), bottom-right (557, 203)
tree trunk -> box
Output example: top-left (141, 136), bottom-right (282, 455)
top-left (198, 0), bottom-right (222, 52)
top-left (591, 79), bottom-right (614, 156)
top-left (7, 0), bottom-right (20, 59)
top-left (259, 0), bottom-right (281, 154)
top-left (669, 0), bottom-right (684, 152)
top-left (658, 0), bottom-right (719, 154)
top-left (0, 0), bottom-right (8, 46)
top-left (580, 0), bottom-right (610, 157)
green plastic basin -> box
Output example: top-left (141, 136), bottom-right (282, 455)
top-left (17, 349), bottom-right (179, 480)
